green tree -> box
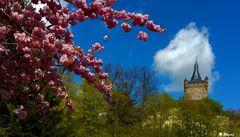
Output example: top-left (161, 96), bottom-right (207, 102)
top-left (178, 98), bottom-right (225, 137)
top-left (134, 93), bottom-right (179, 137)
top-left (225, 110), bottom-right (240, 136)
top-left (53, 81), bottom-right (109, 137)
top-left (106, 91), bottom-right (139, 137)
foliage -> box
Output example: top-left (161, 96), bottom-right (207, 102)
top-left (106, 91), bottom-right (139, 137)
top-left (52, 78), bottom-right (240, 137)
top-left (1, 75), bottom-right (240, 136)
top-left (53, 81), bottom-right (140, 137)
top-left (225, 110), bottom-right (240, 135)
top-left (53, 81), bottom-right (109, 137)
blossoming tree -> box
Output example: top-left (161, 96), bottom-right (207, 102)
top-left (0, 0), bottom-right (165, 119)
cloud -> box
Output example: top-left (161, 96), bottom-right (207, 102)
top-left (153, 22), bottom-right (219, 92)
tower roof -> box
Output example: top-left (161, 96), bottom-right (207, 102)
top-left (190, 58), bottom-right (202, 83)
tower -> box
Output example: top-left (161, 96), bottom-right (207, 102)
top-left (184, 59), bottom-right (208, 100)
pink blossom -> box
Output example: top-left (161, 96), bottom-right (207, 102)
top-left (115, 10), bottom-right (127, 19)
top-left (66, 101), bottom-right (74, 110)
top-left (59, 54), bottom-right (68, 64)
top-left (13, 105), bottom-right (27, 120)
top-left (75, 9), bottom-right (86, 22)
top-left (23, 54), bottom-right (31, 59)
top-left (42, 101), bottom-right (50, 108)
top-left (131, 13), bottom-right (149, 26)
top-left (137, 31), bottom-right (149, 41)
top-left (1, 90), bottom-right (12, 101)
top-left (92, 43), bottom-right (104, 52)
top-left (121, 22), bottom-right (131, 32)
top-left (106, 19), bottom-right (118, 28)
top-left (32, 27), bottom-right (44, 38)
top-left (37, 93), bottom-right (50, 109)
top-left (146, 20), bottom-right (165, 32)
top-left (11, 11), bottom-right (24, 24)
top-left (0, 44), bottom-right (7, 52)
top-left (0, 26), bottom-right (10, 40)
top-left (58, 91), bottom-right (68, 99)
top-left (23, 87), bottom-right (30, 92)
top-left (59, 54), bottom-right (75, 66)
top-left (48, 80), bottom-right (55, 87)
top-left (106, 0), bottom-right (117, 7)
top-left (90, 1), bottom-right (104, 11)
top-left (38, 93), bottom-right (45, 101)
top-left (103, 35), bottom-right (109, 40)
top-left (35, 68), bottom-right (45, 77)
top-left (22, 47), bottom-right (31, 52)
top-left (34, 84), bottom-right (41, 91)
top-left (98, 73), bottom-right (109, 79)
top-left (14, 32), bottom-right (32, 44)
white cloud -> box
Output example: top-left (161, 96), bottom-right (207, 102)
top-left (153, 22), bottom-right (219, 92)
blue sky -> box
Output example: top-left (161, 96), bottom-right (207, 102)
top-left (71, 0), bottom-right (240, 110)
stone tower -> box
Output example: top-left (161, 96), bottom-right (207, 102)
top-left (184, 59), bottom-right (208, 100)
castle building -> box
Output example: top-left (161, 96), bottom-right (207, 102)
top-left (184, 60), bottom-right (209, 100)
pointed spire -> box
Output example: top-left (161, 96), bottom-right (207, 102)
top-left (190, 57), bottom-right (202, 83)
top-left (204, 76), bottom-right (209, 81)
top-left (195, 56), bottom-right (198, 67)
